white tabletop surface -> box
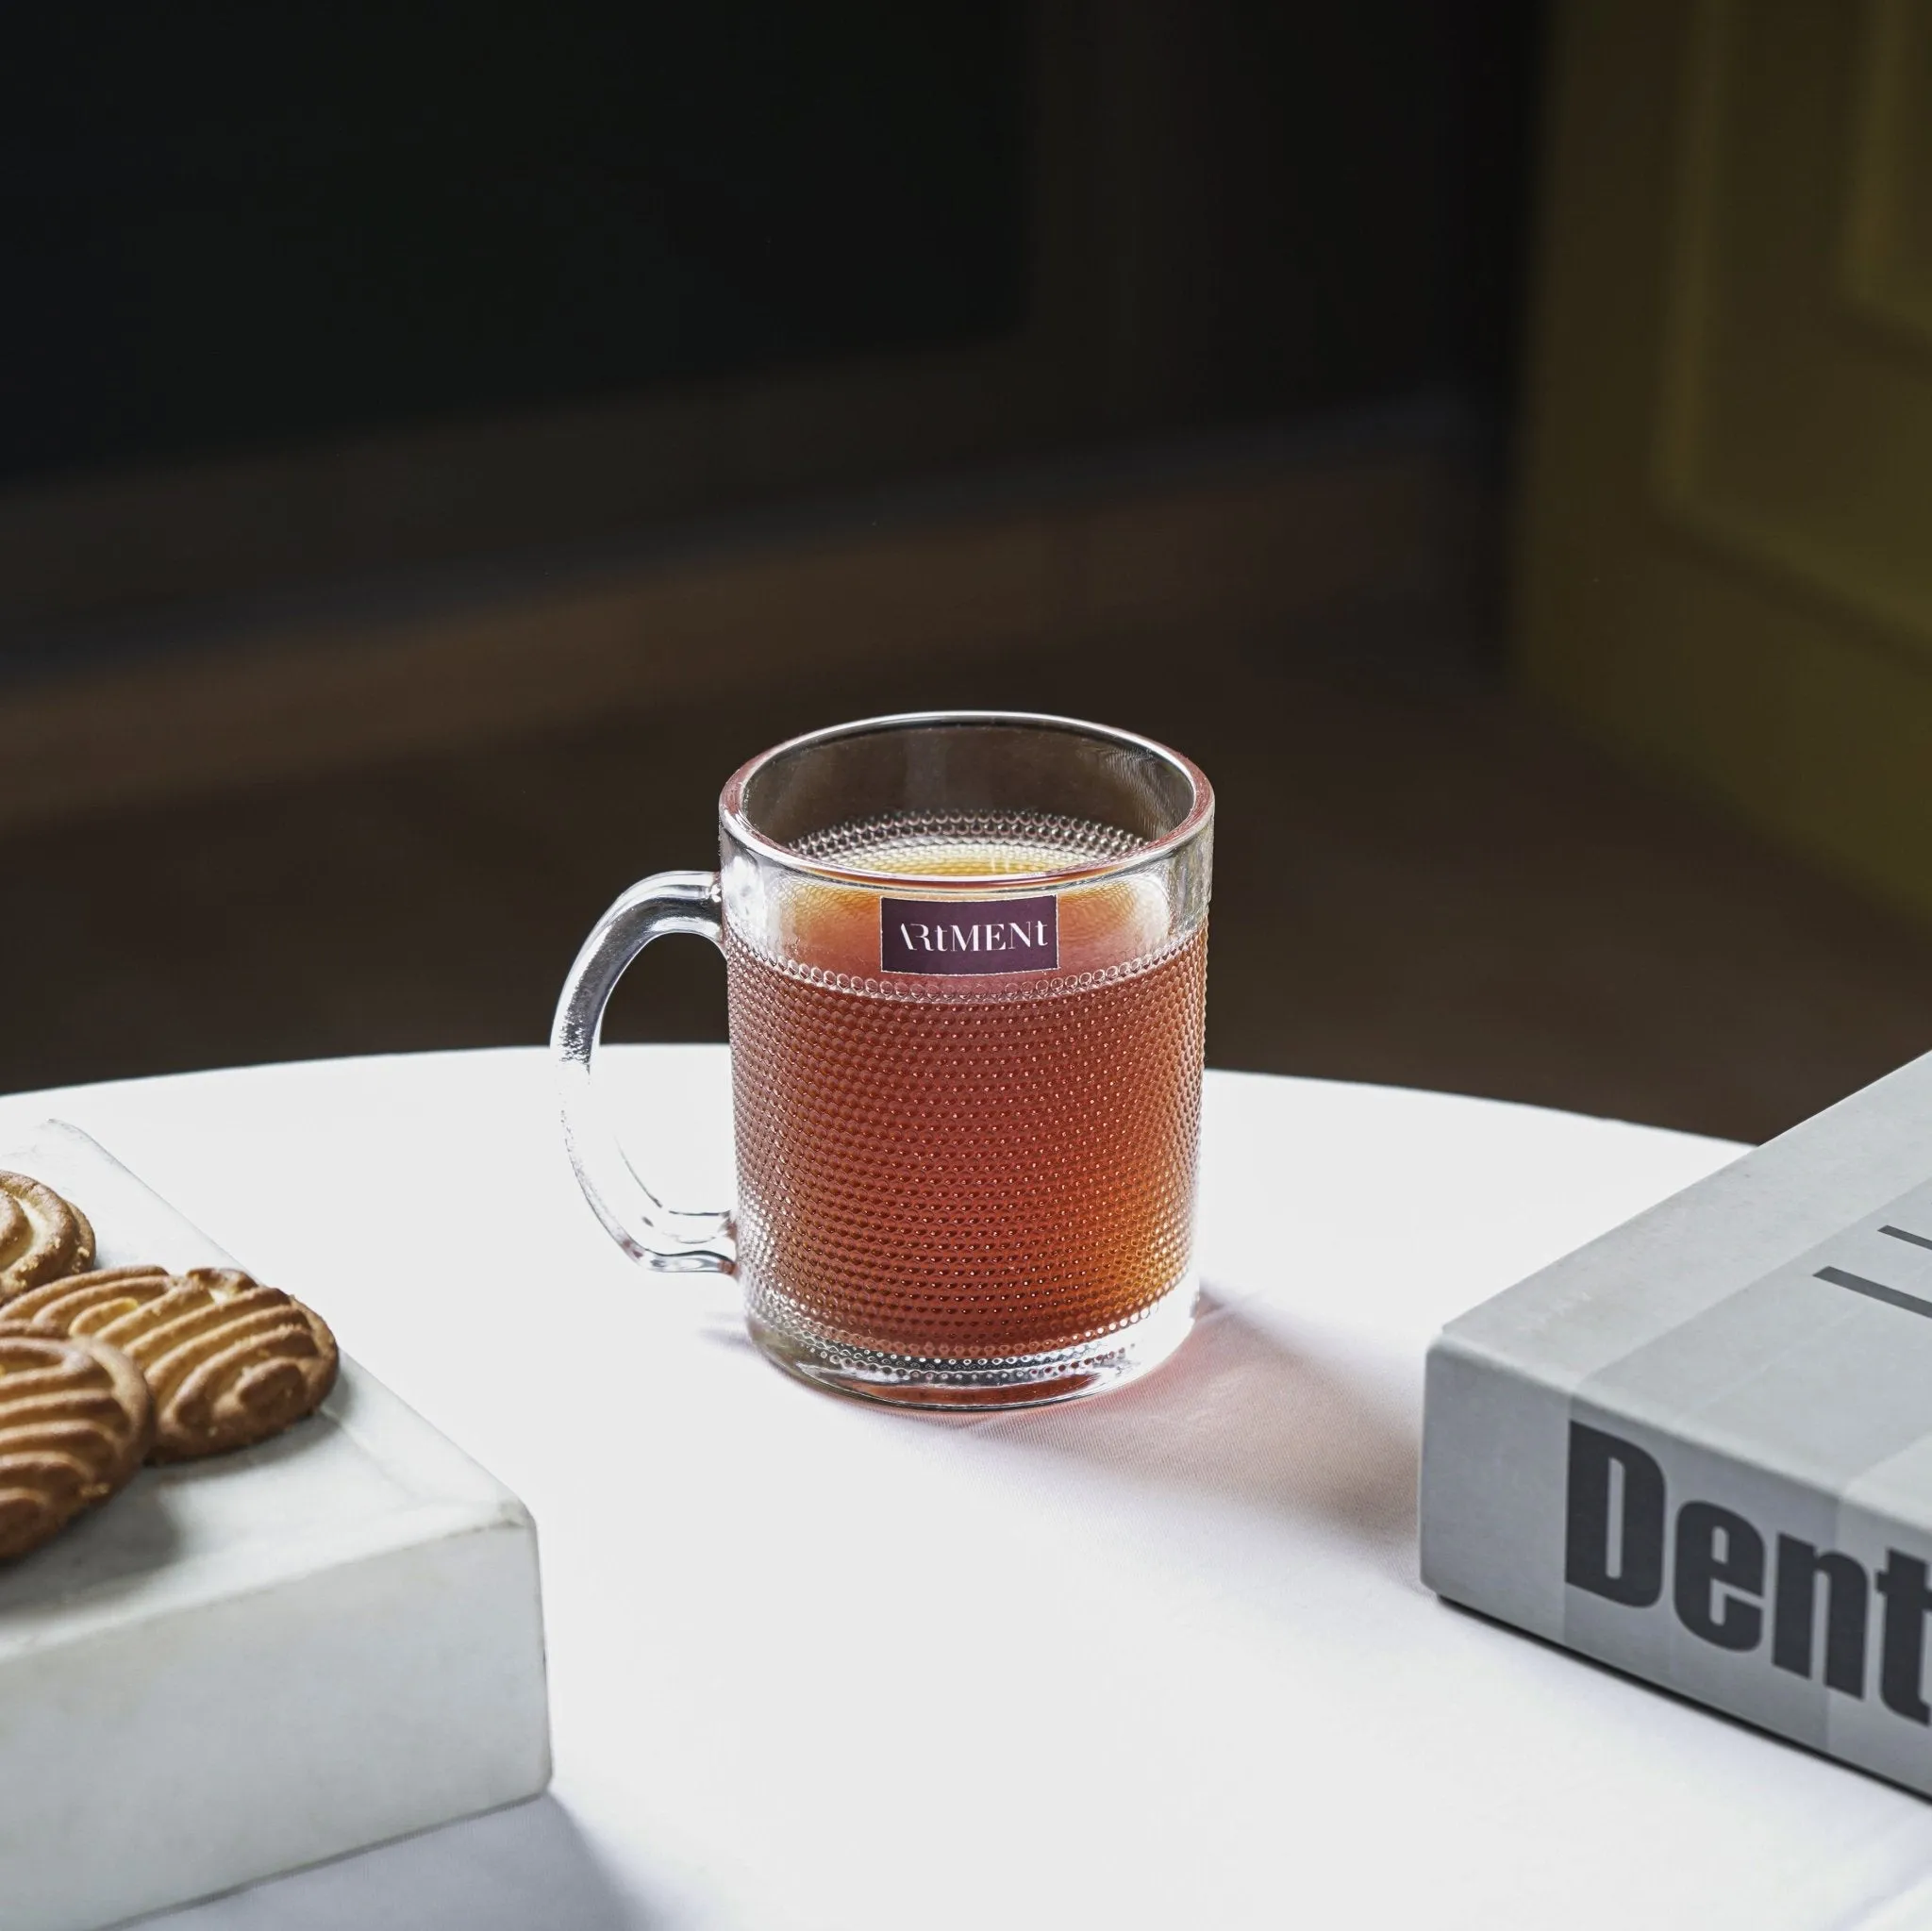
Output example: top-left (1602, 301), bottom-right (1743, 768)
top-left (7, 1046), bottom-right (1932, 1931)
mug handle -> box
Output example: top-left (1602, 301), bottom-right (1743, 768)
top-left (551, 870), bottom-right (736, 1273)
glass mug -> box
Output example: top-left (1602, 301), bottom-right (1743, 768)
top-left (551, 711), bottom-right (1213, 1409)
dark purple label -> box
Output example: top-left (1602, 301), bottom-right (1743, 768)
top-left (879, 893), bottom-right (1059, 975)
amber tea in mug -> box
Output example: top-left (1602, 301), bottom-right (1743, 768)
top-left (553, 713), bottom-right (1213, 1408)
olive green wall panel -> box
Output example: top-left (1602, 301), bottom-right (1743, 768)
top-left (1520, 0), bottom-right (1932, 921)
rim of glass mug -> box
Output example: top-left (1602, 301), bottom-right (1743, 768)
top-left (717, 709), bottom-right (1214, 888)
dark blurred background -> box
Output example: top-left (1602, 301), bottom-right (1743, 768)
top-left (4, 0), bottom-right (1930, 1141)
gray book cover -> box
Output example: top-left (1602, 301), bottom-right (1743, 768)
top-left (1421, 1050), bottom-right (1932, 1796)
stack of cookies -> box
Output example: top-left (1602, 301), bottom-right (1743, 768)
top-left (0, 1169), bottom-right (339, 1560)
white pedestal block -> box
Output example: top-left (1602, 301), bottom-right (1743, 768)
top-left (0, 1124), bottom-right (551, 1931)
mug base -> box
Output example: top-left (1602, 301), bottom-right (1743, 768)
top-left (744, 1275), bottom-right (1199, 1411)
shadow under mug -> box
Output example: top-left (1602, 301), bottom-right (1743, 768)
top-left (551, 711), bottom-right (1214, 1409)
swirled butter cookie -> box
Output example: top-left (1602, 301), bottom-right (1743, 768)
top-left (0, 1326), bottom-right (153, 1558)
top-left (0, 1172), bottom-right (96, 1303)
top-left (5, 1266), bottom-right (338, 1461)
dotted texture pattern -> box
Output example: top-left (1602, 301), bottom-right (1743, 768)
top-left (726, 924), bottom-right (1208, 1361)
top-left (792, 808), bottom-right (1143, 874)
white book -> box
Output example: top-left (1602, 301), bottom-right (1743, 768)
top-left (1423, 1050), bottom-right (1932, 1797)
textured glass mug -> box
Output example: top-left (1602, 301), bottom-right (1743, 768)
top-left (552, 712), bottom-right (1213, 1408)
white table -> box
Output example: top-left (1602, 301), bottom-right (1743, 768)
top-left (6, 1048), bottom-right (1932, 1931)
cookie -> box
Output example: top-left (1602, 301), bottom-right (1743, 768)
top-left (5, 1266), bottom-right (339, 1461)
top-left (0, 1172), bottom-right (96, 1303)
top-left (0, 1326), bottom-right (153, 1558)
